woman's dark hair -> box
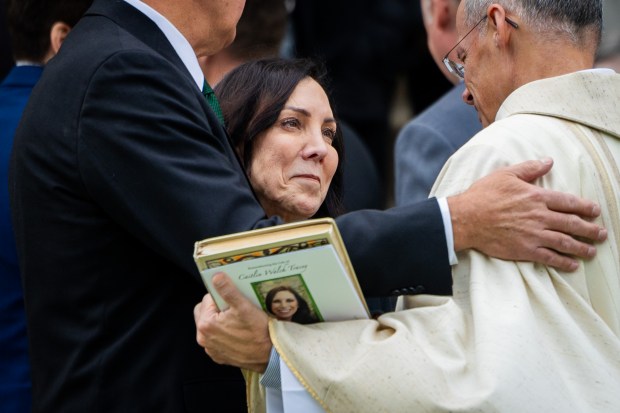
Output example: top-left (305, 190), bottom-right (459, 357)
top-left (214, 57), bottom-right (345, 218)
top-left (264, 285), bottom-right (319, 325)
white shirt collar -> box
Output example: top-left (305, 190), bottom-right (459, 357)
top-left (123, 0), bottom-right (204, 90)
top-left (15, 61), bottom-right (44, 67)
top-left (580, 68), bottom-right (616, 75)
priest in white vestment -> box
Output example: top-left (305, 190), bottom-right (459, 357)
top-left (260, 71), bottom-right (620, 412)
top-left (198, 1), bottom-right (620, 411)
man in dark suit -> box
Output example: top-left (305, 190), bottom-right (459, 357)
top-left (9, 0), bottom-right (607, 411)
top-left (0, 1), bottom-right (91, 411)
top-left (394, 0), bottom-right (481, 205)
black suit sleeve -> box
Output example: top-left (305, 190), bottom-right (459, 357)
top-left (337, 199), bottom-right (452, 296)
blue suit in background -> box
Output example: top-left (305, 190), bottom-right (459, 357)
top-left (394, 83), bottom-right (482, 206)
top-left (0, 64), bottom-right (40, 413)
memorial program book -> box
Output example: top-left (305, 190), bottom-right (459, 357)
top-left (193, 218), bottom-right (369, 322)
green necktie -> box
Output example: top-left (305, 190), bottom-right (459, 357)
top-left (202, 79), bottom-right (225, 125)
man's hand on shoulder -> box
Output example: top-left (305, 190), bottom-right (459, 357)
top-left (448, 158), bottom-right (607, 271)
top-left (194, 272), bottom-right (272, 372)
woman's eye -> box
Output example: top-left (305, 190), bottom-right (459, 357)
top-left (281, 118), bottom-right (300, 129)
top-left (323, 128), bottom-right (336, 144)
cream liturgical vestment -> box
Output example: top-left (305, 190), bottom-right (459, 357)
top-left (248, 71), bottom-right (620, 413)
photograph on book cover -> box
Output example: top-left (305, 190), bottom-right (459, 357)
top-left (253, 275), bottom-right (322, 324)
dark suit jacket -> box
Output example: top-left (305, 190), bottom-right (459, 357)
top-left (394, 83), bottom-right (482, 206)
top-left (9, 0), bottom-right (451, 411)
top-left (0, 65), bottom-right (39, 413)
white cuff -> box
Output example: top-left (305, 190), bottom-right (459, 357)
top-left (437, 197), bottom-right (458, 266)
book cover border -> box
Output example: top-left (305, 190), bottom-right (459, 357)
top-left (204, 238), bottom-right (329, 269)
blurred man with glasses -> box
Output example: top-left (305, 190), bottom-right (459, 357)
top-left (394, 0), bottom-right (482, 206)
top-left (197, 0), bottom-right (620, 411)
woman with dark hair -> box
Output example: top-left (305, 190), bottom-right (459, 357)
top-left (264, 286), bottom-right (319, 324)
top-left (215, 58), bottom-right (345, 221)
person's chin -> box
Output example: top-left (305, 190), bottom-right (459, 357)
top-left (293, 202), bottom-right (322, 220)
top-left (276, 312), bottom-right (294, 321)
top-left (281, 191), bottom-right (320, 217)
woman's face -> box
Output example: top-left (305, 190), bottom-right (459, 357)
top-left (270, 290), bottom-right (299, 321)
top-left (248, 77), bottom-right (339, 222)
